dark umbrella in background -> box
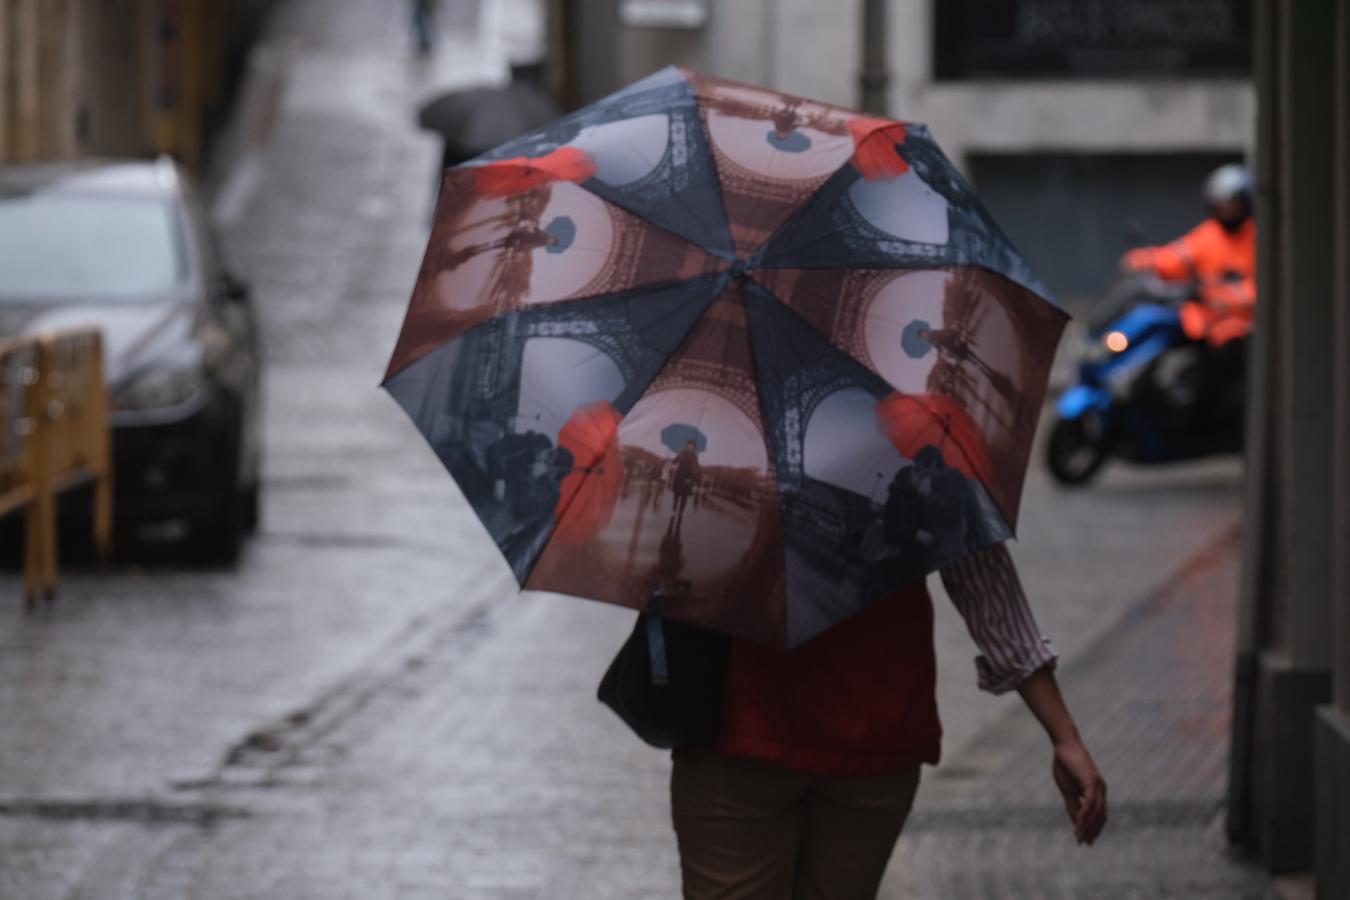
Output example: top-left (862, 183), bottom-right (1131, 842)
top-left (417, 83), bottom-right (562, 172)
top-left (660, 424), bottom-right (708, 455)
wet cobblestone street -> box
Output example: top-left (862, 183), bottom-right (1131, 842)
top-left (0, 2), bottom-right (1276, 897)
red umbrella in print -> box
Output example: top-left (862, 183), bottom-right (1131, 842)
top-left (383, 67), bottom-right (1066, 649)
top-left (874, 391), bottom-right (994, 486)
top-left (554, 401), bottom-right (624, 545)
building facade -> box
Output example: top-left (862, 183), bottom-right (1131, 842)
top-left (0, 0), bottom-right (272, 170)
top-left (551, 0), bottom-right (1254, 309)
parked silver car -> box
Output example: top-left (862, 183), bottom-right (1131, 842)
top-left (0, 158), bottom-right (261, 561)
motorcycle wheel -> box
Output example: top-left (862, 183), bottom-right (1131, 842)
top-left (1046, 417), bottom-right (1109, 486)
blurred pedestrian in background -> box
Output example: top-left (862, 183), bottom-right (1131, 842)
top-left (670, 440), bottom-right (701, 518)
top-left (410, 0), bottom-right (439, 56)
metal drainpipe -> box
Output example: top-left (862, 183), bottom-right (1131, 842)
top-left (859, 0), bottom-right (888, 115)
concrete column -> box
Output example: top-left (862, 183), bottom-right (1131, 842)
top-left (1314, 3), bottom-right (1350, 895)
top-left (1329, 0), bottom-right (1350, 721)
top-left (1226, 0), bottom-right (1282, 847)
top-left (1247, 0), bottom-right (1338, 874)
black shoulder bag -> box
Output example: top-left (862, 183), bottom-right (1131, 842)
top-left (597, 612), bottom-right (732, 749)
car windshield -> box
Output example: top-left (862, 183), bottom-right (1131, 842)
top-left (0, 192), bottom-right (187, 303)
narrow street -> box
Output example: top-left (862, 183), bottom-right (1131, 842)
top-left (0, 1), bottom-right (1271, 897)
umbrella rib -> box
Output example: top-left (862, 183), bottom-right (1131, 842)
top-left (675, 68), bottom-right (738, 260)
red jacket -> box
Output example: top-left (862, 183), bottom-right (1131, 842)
top-left (714, 581), bottom-right (941, 776)
top-left (1125, 218), bottom-right (1256, 346)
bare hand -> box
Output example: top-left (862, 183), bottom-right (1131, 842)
top-left (1051, 739), bottom-right (1107, 845)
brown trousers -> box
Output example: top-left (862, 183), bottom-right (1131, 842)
top-left (670, 753), bottom-right (921, 900)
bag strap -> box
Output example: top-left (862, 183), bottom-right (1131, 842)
top-left (645, 588), bottom-right (669, 685)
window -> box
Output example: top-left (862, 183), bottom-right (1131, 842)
top-left (934, 0), bottom-right (1253, 80)
top-left (0, 193), bottom-right (186, 303)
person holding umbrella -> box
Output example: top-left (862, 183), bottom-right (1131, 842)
top-left (669, 542), bottom-right (1106, 899)
top-left (671, 439), bottom-right (701, 519)
top-left (382, 66), bottom-right (1107, 899)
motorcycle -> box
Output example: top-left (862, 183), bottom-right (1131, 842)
top-left (1045, 272), bottom-right (1244, 486)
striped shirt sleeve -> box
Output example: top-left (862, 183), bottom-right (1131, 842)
top-left (939, 543), bottom-right (1058, 695)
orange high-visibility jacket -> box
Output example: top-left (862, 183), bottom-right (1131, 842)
top-left (1124, 218), bottom-right (1256, 346)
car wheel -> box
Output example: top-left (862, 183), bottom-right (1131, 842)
top-left (192, 490), bottom-right (244, 565)
top-left (1046, 416), bottom-right (1109, 486)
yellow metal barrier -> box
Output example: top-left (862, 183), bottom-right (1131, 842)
top-left (0, 329), bottom-right (113, 607)
top-left (0, 338), bottom-right (41, 520)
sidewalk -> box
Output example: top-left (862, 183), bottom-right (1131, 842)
top-left (888, 527), bottom-right (1276, 899)
top-left (0, 526), bottom-right (1277, 899)
top-left (31, 525), bottom-right (1266, 899)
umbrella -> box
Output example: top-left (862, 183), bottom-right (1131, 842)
top-left (660, 423), bottom-right (708, 454)
top-left (417, 84), bottom-right (563, 166)
top-left (554, 401), bottom-right (624, 545)
top-left (384, 67), bottom-right (1067, 649)
top-left (874, 391), bottom-right (994, 486)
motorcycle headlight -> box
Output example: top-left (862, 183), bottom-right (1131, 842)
top-left (112, 365), bottom-right (206, 411)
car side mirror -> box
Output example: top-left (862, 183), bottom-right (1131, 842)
top-left (219, 271), bottom-right (251, 304)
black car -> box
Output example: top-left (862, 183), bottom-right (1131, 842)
top-left (0, 158), bottom-right (261, 561)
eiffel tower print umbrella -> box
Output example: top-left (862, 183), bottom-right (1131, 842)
top-left (383, 67), bottom-right (1068, 650)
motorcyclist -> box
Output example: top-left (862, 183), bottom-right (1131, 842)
top-left (1121, 163), bottom-right (1256, 348)
top-left (1120, 163), bottom-right (1255, 425)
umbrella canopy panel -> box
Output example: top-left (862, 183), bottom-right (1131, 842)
top-left (385, 66), bottom-right (1067, 649)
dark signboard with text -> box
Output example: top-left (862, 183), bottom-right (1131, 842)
top-left (935, 0), bottom-right (1253, 79)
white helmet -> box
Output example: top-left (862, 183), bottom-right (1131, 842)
top-left (1203, 163), bottom-right (1253, 207)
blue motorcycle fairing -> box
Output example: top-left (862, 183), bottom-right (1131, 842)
top-left (1081, 303), bottom-right (1183, 389)
top-left (1055, 301), bottom-right (1182, 423)
top-left (1056, 384), bottom-right (1112, 420)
